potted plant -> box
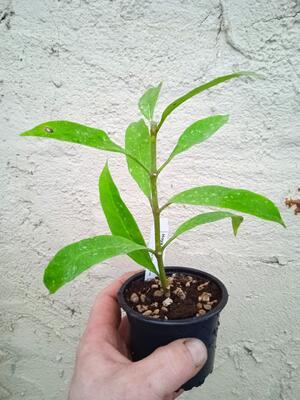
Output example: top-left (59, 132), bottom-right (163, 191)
top-left (20, 72), bottom-right (285, 390)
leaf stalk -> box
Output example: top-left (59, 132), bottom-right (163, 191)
top-left (159, 202), bottom-right (171, 214)
top-left (157, 155), bottom-right (173, 175)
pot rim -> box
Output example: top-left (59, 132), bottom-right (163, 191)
top-left (117, 266), bottom-right (228, 325)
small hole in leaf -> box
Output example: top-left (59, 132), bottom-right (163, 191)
top-left (44, 127), bottom-right (53, 133)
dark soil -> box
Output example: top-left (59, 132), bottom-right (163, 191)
top-left (125, 272), bottom-right (222, 320)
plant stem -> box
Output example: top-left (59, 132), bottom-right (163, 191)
top-left (157, 154), bottom-right (173, 175)
top-left (146, 247), bottom-right (156, 255)
top-left (161, 236), bottom-right (174, 251)
top-left (159, 201), bottom-right (171, 214)
top-left (150, 122), bottom-right (168, 292)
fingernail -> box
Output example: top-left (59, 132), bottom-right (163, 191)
top-left (184, 339), bottom-right (207, 368)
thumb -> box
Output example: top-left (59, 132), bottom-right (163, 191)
top-left (136, 338), bottom-right (207, 396)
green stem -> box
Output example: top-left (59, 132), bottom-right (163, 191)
top-left (150, 122), bottom-right (168, 292)
top-left (161, 236), bottom-right (174, 251)
top-left (146, 247), bottom-right (156, 255)
top-left (157, 154), bottom-right (173, 175)
top-left (159, 201), bottom-right (171, 214)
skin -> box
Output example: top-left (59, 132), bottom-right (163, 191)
top-left (69, 272), bottom-right (207, 400)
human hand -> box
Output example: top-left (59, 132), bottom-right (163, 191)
top-left (68, 272), bottom-right (207, 400)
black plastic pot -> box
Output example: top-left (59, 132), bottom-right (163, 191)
top-left (117, 266), bottom-right (228, 391)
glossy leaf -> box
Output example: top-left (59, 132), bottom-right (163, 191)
top-left (44, 235), bottom-right (147, 293)
top-left (158, 71), bottom-right (261, 129)
top-left (169, 186), bottom-right (285, 226)
top-left (170, 115), bottom-right (229, 159)
top-left (21, 120), bottom-right (124, 153)
top-left (175, 211), bottom-right (244, 238)
top-left (125, 119), bottom-right (151, 197)
top-left (99, 163), bottom-right (156, 272)
top-left (166, 211), bottom-right (243, 247)
top-left (139, 82), bottom-right (162, 120)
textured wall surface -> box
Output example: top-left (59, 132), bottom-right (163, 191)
top-left (0, 0), bottom-right (300, 399)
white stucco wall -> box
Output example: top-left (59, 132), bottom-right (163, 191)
top-left (0, 0), bottom-right (299, 399)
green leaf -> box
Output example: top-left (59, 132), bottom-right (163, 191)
top-left (170, 115), bottom-right (229, 159)
top-left (139, 82), bottom-right (162, 120)
top-left (44, 235), bottom-right (147, 293)
top-left (158, 71), bottom-right (262, 129)
top-left (21, 120), bottom-right (124, 154)
top-left (231, 216), bottom-right (243, 236)
top-left (165, 211), bottom-right (243, 247)
top-left (125, 119), bottom-right (151, 197)
top-left (174, 211), bottom-right (243, 238)
top-left (169, 186), bottom-right (285, 226)
top-left (99, 163), bottom-right (156, 272)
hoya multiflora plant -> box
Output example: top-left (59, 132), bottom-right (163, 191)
top-left (21, 72), bottom-right (285, 294)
